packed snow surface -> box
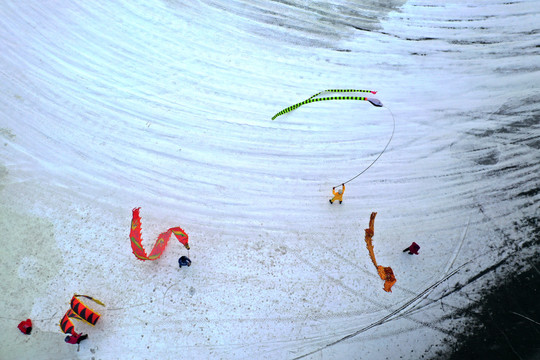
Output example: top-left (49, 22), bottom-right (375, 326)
top-left (0, 0), bottom-right (538, 359)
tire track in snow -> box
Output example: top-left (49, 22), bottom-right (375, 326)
top-left (293, 265), bottom-right (466, 359)
top-left (287, 246), bottom-right (457, 335)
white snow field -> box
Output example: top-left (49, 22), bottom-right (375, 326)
top-left (0, 0), bottom-right (538, 359)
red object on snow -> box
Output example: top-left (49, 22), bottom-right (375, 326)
top-left (17, 319), bottom-right (32, 335)
top-left (407, 242), bottom-right (420, 255)
top-left (65, 332), bottom-right (88, 344)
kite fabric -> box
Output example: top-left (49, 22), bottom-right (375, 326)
top-left (60, 295), bottom-right (105, 335)
top-left (364, 212), bottom-right (396, 292)
top-left (130, 207), bottom-right (189, 261)
top-left (271, 89), bottom-right (382, 120)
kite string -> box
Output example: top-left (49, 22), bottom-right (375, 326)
top-left (335, 106), bottom-right (395, 187)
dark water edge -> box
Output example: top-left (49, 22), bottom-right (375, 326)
top-left (435, 222), bottom-right (540, 360)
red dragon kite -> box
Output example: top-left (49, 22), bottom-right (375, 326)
top-left (130, 207), bottom-right (189, 261)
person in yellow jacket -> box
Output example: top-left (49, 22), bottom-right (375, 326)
top-left (329, 183), bottom-right (345, 204)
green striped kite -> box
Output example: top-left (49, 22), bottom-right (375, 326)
top-left (272, 89), bottom-right (383, 120)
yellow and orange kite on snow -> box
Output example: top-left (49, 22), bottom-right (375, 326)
top-left (364, 212), bottom-right (396, 292)
top-left (130, 207), bottom-right (189, 261)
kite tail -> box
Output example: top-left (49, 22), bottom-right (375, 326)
top-left (364, 212), bottom-right (379, 269)
top-left (363, 212), bottom-right (396, 292)
top-left (130, 208), bottom-right (189, 261)
top-left (377, 266), bottom-right (397, 293)
top-left (60, 309), bottom-right (77, 334)
top-left (171, 227), bottom-right (190, 250)
top-left (307, 89), bottom-right (377, 101)
top-left (130, 207), bottom-right (149, 261)
top-left (272, 89), bottom-right (381, 120)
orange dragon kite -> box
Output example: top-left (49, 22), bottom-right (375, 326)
top-left (364, 212), bottom-right (396, 292)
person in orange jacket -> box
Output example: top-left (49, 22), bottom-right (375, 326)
top-left (329, 183), bottom-right (345, 204)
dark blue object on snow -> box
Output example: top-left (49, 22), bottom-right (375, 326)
top-left (178, 256), bottom-right (191, 268)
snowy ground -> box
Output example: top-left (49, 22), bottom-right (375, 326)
top-left (0, 0), bottom-right (538, 359)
